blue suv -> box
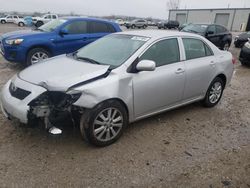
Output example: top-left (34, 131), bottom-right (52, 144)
top-left (0, 17), bottom-right (121, 66)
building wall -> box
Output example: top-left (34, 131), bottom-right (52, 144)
top-left (169, 9), bottom-right (250, 31)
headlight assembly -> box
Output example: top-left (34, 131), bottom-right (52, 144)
top-left (5, 39), bottom-right (24, 45)
top-left (244, 42), bottom-right (250, 49)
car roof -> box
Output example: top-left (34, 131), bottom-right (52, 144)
top-left (61, 17), bottom-right (115, 24)
top-left (117, 30), bottom-right (202, 39)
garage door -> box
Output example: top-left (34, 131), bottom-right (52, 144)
top-left (176, 14), bottom-right (186, 25)
top-left (215, 13), bottom-right (229, 27)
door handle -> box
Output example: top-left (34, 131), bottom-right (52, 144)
top-left (175, 68), bottom-right (185, 74)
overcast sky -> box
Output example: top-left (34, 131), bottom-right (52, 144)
top-left (0, 0), bottom-right (249, 19)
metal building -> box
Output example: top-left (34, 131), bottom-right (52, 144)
top-left (169, 8), bottom-right (250, 31)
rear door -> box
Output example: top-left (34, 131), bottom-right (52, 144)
top-left (88, 21), bottom-right (116, 43)
top-left (215, 25), bottom-right (230, 47)
top-left (181, 37), bottom-right (217, 100)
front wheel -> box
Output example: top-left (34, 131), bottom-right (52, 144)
top-left (18, 22), bottom-right (24, 27)
top-left (1, 20), bottom-right (6, 24)
top-left (80, 100), bottom-right (128, 147)
top-left (222, 42), bottom-right (230, 51)
top-left (203, 77), bottom-right (225, 107)
top-left (26, 48), bottom-right (50, 66)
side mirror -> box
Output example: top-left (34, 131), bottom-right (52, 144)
top-left (136, 60), bottom-right (156, 72)
top-left (207, 31), bottom-right (214, 35)
top-left (60, 28), bottom-right (69, 35)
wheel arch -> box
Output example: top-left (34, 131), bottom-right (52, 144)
top-left (26, 45), bottom-right (53, 58)
top-left (215, 73), bottom-right (227, 88)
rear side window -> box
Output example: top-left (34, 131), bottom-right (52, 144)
top-left (183, 38), bottom-right (213, 60)
top-left (89, 21), bottom-right (113, 33)
top-left (52, 15), bottom-right (57, 19)
top-left (140, 38), bottom-right (180, 67)
top-left (64, 21), bottom-right (88, 34)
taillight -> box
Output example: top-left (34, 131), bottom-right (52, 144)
top-left (232, 57), bottom-right (237, 64)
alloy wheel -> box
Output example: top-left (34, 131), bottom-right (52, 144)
top-left (209, 82), bottom-right (222, 104)
top-left (93, 108), bottom-right (123, 142)
top-left (31, 52), bottom-right (48, 64)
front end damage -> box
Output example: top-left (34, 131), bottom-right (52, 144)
top-left (28, 91), bottom-right (83, 133)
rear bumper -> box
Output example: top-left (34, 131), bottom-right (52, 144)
top-left (0, 76), bottom-right (47, 124)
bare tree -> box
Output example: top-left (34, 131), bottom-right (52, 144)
top-left (166, 0), bottom-right (181, 10)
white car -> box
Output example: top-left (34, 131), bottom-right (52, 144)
top-left (115, 19), bottom-right (125, 26)
top-left (32, 14), bottom-right (58, 27)
top-left (0, 15), bottom-right (20, 24)
top-left (0, 30), bottom-right (234, 146)
top-left (14, 18), bottom-right (25, 27)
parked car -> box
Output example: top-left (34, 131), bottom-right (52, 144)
top-left (182, 24), bottom-right (232, 50)
top-left (234, 31), bottom-right (250, 48)
top-left (0, 30), bottom-right (235, 146)
top-left (0, 15), bottom-right (21, 24)
top-left (115, 19), bottom-right (125, 26)
top-left (239, 39), bottom-right (250, 66)
top-left (125, 19), bottom-right (148, 29)
top-left (32, 14), bottom-right (58, 27)
top-left (0, 17), bottom-right (121, 66)
top-left (14, 17), bottom-right (26, 27)
top-left (158, 20), bottom-right (179, 29)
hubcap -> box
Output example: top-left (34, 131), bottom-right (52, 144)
top-left (209, 82), bottom-right (222, 104)
top-left (93, 108), bottom-right (123, 142)
top-left (223, 43), bottom-right (230, 51)
top-left (31, 52), bottom-right (48, 64)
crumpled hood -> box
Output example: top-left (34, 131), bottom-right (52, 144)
top-left (1, 29), bottom-right (44, 40)
top-left (18, 55), bottom-right (110, 91)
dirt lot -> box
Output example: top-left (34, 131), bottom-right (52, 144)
top-left (0, 24), bottom-right (249, 188)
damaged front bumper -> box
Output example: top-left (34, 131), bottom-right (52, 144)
top-left (0, 77), bottom-right (47, 123)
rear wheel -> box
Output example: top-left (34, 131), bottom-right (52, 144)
top-left (1, 20), bottom-right (6, 24)
top-left (18, 22), bottom-right (24, 27)
top-left (143, 25), bottom-right (147, 29)
top-left (26, 48), bottom-right (50, 66)
top-left (80, 100), bottom-right (128, 147)
top-left (203, 77), bottom-right (225, 107)
top-left (131, 25), bottom-right (135, 29)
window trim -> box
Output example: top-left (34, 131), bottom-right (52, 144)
top-left (137, 37), bottom-right (181, 68)
top-left (181, 37), bottom-right (214, 61)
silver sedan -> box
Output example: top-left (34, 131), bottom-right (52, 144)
top-left (0, 30), bottom-right (235, 146)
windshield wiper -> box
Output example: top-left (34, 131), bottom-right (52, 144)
top-left (75, 55), bottom-right (100, 65)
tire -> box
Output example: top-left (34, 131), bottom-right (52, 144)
top-left (158, 27), bottom-right (161, 29)
top-left (80, 100), bottom-right (128, 147)
top-left (36, 21), bottom-right (44, 27)
top-left (131, 25), bottom-right (135, 29)
top-left (26, 48), bottom-right (50, 66)
top-left (1, 20), bottom-right (6, 24)
top-left (126, 26), bottom-right (130, 29)
top-left (222, 42), bottom-right (230, 51)
top-left (164, 26), bottom-right (167, 29)
top-left (143, 25), bottom-right (147, 29)
top-left (18, 22), bottom-right (24, 27)
top-left (203, 77), bottom-right (225, 108)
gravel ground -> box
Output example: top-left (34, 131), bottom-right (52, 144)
top-left (0, 24), bottom-right (249, 188)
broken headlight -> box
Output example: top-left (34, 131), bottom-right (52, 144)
top-left (28, 92), bottom-right (49, 106)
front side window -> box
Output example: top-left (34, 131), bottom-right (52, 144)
top-left (64, 21), bottom-right (87, 34)
top-left (140, 38), bottom-right (180, 67)
top-left (216, 25), bottom-right (227, 33)
top-left (183, 38), bottom-right (213, 60)
top-left (207, 25), bottom-right (216, 34)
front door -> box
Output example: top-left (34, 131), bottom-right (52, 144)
top-left (132, 38), bottom-right (186, 118)
top-left (54, 20), bottom-right (92, 55)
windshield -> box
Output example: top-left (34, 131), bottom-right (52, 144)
top-left (38, 19), bottom-right (66, 32)
top-left (182, 24), bottom-right (208, 34)
top-left (75, 35), bottom-right (149, 68)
